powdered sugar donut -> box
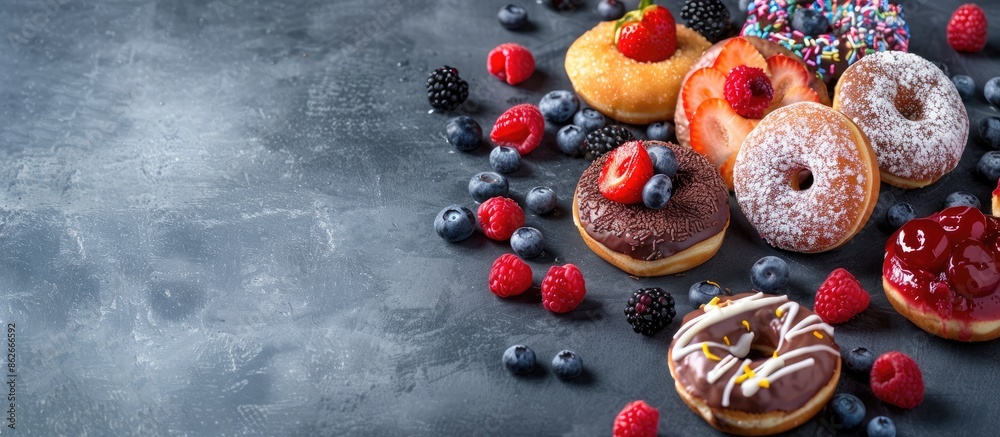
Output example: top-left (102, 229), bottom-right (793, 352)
top-left (833, 51), bottom-right (968, 188)
top-left (734, 102), bottom-right (879, 253)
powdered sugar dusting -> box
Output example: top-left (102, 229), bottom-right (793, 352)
top-left (734, 103), bottom-right (872, 252)
top-left (835, 51), bottom-right (968, 182)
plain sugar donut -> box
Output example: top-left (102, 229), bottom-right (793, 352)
top-left (833, 51), bottom-right (968, 188)
top-left (733, 102), bottom-right (879, 253)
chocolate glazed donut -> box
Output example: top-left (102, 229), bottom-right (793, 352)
top-left (668, 293), bottom-right (841, 436)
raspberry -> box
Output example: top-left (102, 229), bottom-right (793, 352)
top-left (813, 268), bottom-right (870, 324)
top-left (947, 4), bottom-right (988, 53)
top-left (540, 264), bottom-right (586, 313)
top-left (489, 254), bottom-right (533, 298)
top-left (612, 400), bottom-right (659, 437)
top-left (870, 351), bottom-right (924, 409)
top-left (477, 197), bottom-right (525, 241)
top-left (487, 43), bottom-right (535, 85)
top-left (490, 104), bottom-right (545, 155)
top-left (723, 65), bottom-right (773, 119)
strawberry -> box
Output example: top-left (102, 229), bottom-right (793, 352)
top-left (488, 253), bottom-right (533, 298)
top-left (612, 400), bottom-right (659, 437)
top-left (870, 351), bottom-right (924, 409)
top-left (598, 141), bottom-right (655, 204)
top-left (712, 37), bottom-right (767, 76)
top-left (765, 54), bottom-right (820, 113)
top-left (947, 4), bottom-right (988, 53)
top-left (813, 268), bottom-right (870, 324)
top-left (490, 104), bottom-right (545, 155)
top-left (681, 67), bottom-right (727, 122)
top-left (723, 66), bottom-right (773, 119)
top-left (688, 98), bottom-right (758, 188)
top-left (614, 0), bottom-right (677, 63)
top-left (541, 264), bottom-right (586, 313)
top-left (487, 43), bottom-right (536, 85)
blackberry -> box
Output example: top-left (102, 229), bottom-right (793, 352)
top-left (426, 65), bottom-right (469, 111)
top-left (680, 0), bottom-right (733, 43)
top-left (624, 287), bottom-right (676, 336)
top-left (584, 125), bottom-right (634, 158)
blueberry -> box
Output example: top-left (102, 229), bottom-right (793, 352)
top-left (510, 226), bottom-right (544, 258)
top-left (843, 346), bottom-right (876, 374)
top-left (490, 146), bottom-right (521, 174)
top-left (573, 108), bottom-right (606, 133)
top-left (828, 393), bottom-right (866, 429)
top-left (526, 186), bottom-right (558, 214)
top-left (689, 280), bottom-right (726, 308)
top-left (978, 151), bottom-right (1000, 181)
top-left (884, 203), bottom-right (915, 231)
top-left (642, 174), bottom-right (674, 210)
top-left (498, 4), bottom-right (528, 30)
top-left (539, 90), bottom-right (580, 124)
top-left (646, 121), bottom-right (675, 142)
top-left (556, 124), bottom-right (587, 156)
top-left (750, 256), bottom-right (789, 293)
top-left (952, 74), bottom-right (976, 100)
top-left (469, 171), bottom-right (509, 203)
top-left (596, 0), bottom-right (625, 21)
top-left (647, 145), bottom-right (678, 178)
top-left (979, 116), bottom-right (1000, 149)
top-left (446, 116), bottom-right (482, 151)
top-left (986, 77), bottom-right (1000, 108)
top-left (867, 416), bottom-right (896, 437)
top-left (551, 350), bottom-right (583, 379)
top-left (503, 344), bottom-right (536, 374)
top-left (943, 191), bottom-right (981, 210)
top-left (434, 205), bottom-right (476, 242)
top-left (791, 8), bottom-right (830, 36)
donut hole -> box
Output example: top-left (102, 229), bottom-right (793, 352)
top-left (893, 92), bottom-right (925, 121)
top-left (791, 169), bottom-right (814, 191)
top-left (745, 345), bottom-right (777, 361)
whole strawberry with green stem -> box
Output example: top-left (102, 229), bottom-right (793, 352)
top-left (614, 0), bottom-right (677, 63)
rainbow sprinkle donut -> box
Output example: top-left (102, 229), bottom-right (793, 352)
top-left (741, 0), bottom-right (909, 86)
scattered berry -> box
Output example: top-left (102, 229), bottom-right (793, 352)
top-left (645, 121), bottom-right (675, 142)
top-left (426, 66), bottom-right (469, 111)
top-left (689, 280), bottom-right (727, 308)
top-left (510, 226), bottom-right (545, 258)
top-left (497, 4), bottom-right (528, 30)
top-left (680, 0), bottom-right (732, 43)
top-left (539, 90), bottom-right (581, 124)
top-left (489, 254), bottom-right (533, 297)
top-left (434, 205), bottom-right (476, 242)
top-left (814, 268), bottom-right (870, 324)
top-left (979, 151), bottom-right (1000, 181)
top-left (723, 66), bottom-right (774, 119)
top-left (615, 2), bottom-right (678, 63)
top-left (503, 344), bottom-right (536, 374)
top-left (469, 171), bottom-right (509, 203)
top-left (490, 146), bottom-right (521, 174)
top-left (979, 116), bottom-right (1000, 149)
top-left (943, 191), bottom-right (981, 210)
top-left (870, 351), bottom-right (924, 409)
top-left (986, 77), bottom-right (1000, 108)
top-left (750, 256), bottom-right (789, 293)
top-left (791, 8), bottom-right (831, 36)
top-left (612, 400), bottom-right (659, 437)
top-left (947, 3), bottom-right (988, 53)
top-left (477, 197), bottom-right (525, 241)
top-left (641, 174), bottom-right (673, 210)
top-left (828, 393), bottom-right (866, 429)
top-left (599, 141), bottom-right (655, 204)
top-left (624, 287), bottom-right (676, 336)
top-left (952, 74), bottom-right (976, 100)
top-left (557, 124), bottom-right (587, 156)
top-left (551, 350), bottom-right (583, 379)
top-left (574, 108), bottom-right (607, 133)
top-left (585, 125), bottom-right (635, 158)
top-left (541, 264), bottom-right (586, 313)
top-left (597, 0), bottom-right (626, 21)
top-left (491, 104), bottom-right (546, 155)
top-left (487, 43), bottom-right (535, 85)
top-left (844, 346), bottom-right (877, 374)
top-left (885, 203), bottom-right (916, 231)
top-left (526, 186), bottom-right (558, 214)
top-left (446, 116), bottom-right (482, 151)
top-left (867, 416), bottom-right (897, 437)
top-left (646, 144), bottom-right (677, 178)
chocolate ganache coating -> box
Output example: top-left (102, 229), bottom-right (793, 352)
top-left (575, 141), bottom-right (729, 261)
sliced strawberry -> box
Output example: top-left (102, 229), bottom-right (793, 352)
top-left (766, 85), bottom-right (820, 115)
top-left (490, 104), bottom-right (545, 155)
top-left (598, 141), bottom-right (654, 204)
top-left (682, 67), bottom-right (727, 122)
top-left (712, 37), bottom-right (767, 77)
top-left (689, 98), bottom-right (758, 188)
top-left (765, 54), bottom-right (819, 112)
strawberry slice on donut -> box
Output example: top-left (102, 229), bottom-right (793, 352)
top-left (689, 99), bottom-right (758, 186)
top-left (599, 140), bottom-right (655, 204)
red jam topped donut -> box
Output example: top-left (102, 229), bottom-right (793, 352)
top-left (883, 206), bottom-right (1000, 341)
